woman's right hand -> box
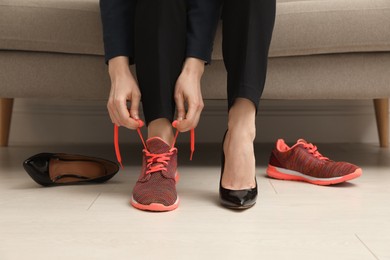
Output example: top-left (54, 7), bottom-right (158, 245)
top-left (107, 56), bottom-right (141, 130)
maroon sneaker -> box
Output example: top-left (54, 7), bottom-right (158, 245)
top-left (267, 139), bottom-right (362, 185)
top-left (131, 137), bottom-right (179, 211)
top-left (113, 119), bottom-right (195, 211)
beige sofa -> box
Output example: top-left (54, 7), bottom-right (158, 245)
top-left (1, 0), bottom-right (389, 147)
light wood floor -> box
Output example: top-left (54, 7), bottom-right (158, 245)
top-left (0, 142), bottom-right (389, 260)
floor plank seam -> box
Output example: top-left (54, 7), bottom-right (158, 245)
top-left (268, 179), bottom-right (278, 194)
top-left (355, 233), bottom-right (380, 260)
top-left (87, 193), bottom-right (101, 211)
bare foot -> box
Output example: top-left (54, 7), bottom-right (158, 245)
top-left (221, 127), bottom-right (256, 190)
top-left (221, 98), bottom-right (257, 190)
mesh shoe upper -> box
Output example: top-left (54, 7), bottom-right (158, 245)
top-left (269, 139), bottom-right (359, 178)
top-left (132, 137), bottom-right (178, 206)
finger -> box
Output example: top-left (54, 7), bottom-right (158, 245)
top-left (188, 100), bottom-right (203, 129)
top-left (107, 100), bottom-right (120, 126)
top-left (191, 103), bottom-right (203, 129)
top-left (129, 91), bottom-right (141, 120)
top-left (107, 90), bottom-right (120, 125)
top-left (107, 106), bottom-right (116, 125)
top-left (193, 95), bottom-right (204, 127)
top-left (174, 92), bottom-right (186, 121)
top-left (115, 97), bottom-right (139, 129)
top-left (176, 100), bottom-right (200, 132)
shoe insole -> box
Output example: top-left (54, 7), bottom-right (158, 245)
top-left (49, 159), bottom-right (106, 183)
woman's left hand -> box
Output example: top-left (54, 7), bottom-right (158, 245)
top-left (174, 57), bottom-right (205, 132)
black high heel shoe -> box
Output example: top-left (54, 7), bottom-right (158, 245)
top-left (23, 153), bottom-right (119, 187)
top-left (219, 130), bottom-right (258, 209)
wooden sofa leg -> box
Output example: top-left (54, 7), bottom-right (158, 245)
top-left (0, 98), bottom-right (14, 147)
top-left (373, 98), bottom-right (389, 148)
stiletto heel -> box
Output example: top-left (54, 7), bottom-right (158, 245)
top-left (219, 130), bottom-right (258, 209)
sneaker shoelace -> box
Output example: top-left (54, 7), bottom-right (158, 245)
top-left (144, 149), bottom-right (174, 175)
top-left (301, 142), bottom-right (329, 161)
top-left (113, 119), bottom-right (195, 169)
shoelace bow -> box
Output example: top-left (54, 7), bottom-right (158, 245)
top-left (114, 119), bottom-right (195, 169)
top-left (302, 142), bottom-right (329, 161)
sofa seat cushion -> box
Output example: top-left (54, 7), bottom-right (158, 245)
top-left (274, 0), bottom-right (390, 57)
top-left (213, 0), bottom-right (390, 59)
top-left (0, 0), bottom-right (389, 59)
top-left (0, 0), bottom-right (102, 56)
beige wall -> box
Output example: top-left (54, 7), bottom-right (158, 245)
top-left (8, 98), bottom-right (387, 146)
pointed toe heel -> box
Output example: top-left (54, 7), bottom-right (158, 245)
top-left (219, 130), bottom-right (258, 209)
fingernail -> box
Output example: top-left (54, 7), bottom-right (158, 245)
top-left (172, 120), bottom-right (178, 128)
top-left (137, 119), bottom-right (144, 128)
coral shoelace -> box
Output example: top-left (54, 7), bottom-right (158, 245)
top-left (302, 142), bottom-right (329, 161)
top-left (114, 119), bottom-right (195, 169)
top-left (144, 149), bottom-right (175, 175)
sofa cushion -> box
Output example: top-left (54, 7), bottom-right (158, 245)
top-left (213, 0), bottom-right (390, 59)
top-left (275, 0), bottom-right (390, 56)
top-left (1, 51), bottom-right (390, 99)
top-left (0, 0), bottom-right (389, 59)
top-left (0, 0), bottom-right (102, 56)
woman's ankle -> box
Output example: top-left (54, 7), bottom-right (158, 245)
top-left (147, 118), bottom-right (174, 145)
top-left (228, 98), bottom-right (257, 140)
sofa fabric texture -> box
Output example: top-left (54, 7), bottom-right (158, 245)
top-left (0, 0), bottom-right (389, 100)
top-left (1, 51), bottom-right (389, 99)
top-left (1, 0), bottom-right (390, 59)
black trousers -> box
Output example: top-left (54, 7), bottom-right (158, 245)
top-left (135, 0), bottom-right (276, 125)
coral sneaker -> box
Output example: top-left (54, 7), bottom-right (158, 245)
top-left (267, 139), bottom-right (362, 185)
top-left (113, 119), bottom-right (195, 212)
top-left (131, 137), bottom-right (179, 212)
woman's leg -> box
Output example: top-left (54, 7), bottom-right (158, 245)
top-left (135, 0), bottom-right (187, 144)
top-left (221, 0), bottom-right (276, 189)
top-left (222, 0), bottom-right (276, 112)
top-left (131, 0), bottom-right (187, 212)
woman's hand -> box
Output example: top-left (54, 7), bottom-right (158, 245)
top-left (107, 56), bottom-right (141, 130)
top-left (174, 57), bottom-right (205, 132)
